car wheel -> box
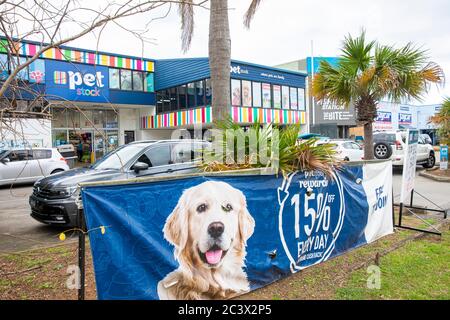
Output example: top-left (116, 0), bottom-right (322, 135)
top-left (422, 153), bottom-right (435, 168)
top-left (51, 169), bottom-right (64, 175)
top-left (374, 142), bottom-right (393, 159)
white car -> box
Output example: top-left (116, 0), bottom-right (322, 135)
top-left (373, 131), bottom-right (435, 168)
top-left (0, 148), bottom-right (70, 186)
top-left (319, 139), bottom-right (364, 161)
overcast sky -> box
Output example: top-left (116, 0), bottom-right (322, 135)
top-left (68, 0), bottom-right (450, 105)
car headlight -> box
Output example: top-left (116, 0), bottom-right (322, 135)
top-left (56, 186), bottom-right (79, 197)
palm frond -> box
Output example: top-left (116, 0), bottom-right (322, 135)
top-left (243, 0), bottom-right (262, 28)
top-left (178, 0), bottom-right (194, 53)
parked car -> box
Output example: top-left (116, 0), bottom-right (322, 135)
top-left (30, 139), bottom-right (209, 227)
top-left (372, 131), bottom-right (435, 168)
top-left (0, 148), bottom-right (69, 186)
top-left (318, 139), bottom-right (364, 161)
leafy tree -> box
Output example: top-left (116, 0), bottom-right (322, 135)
top-left (312, 31), bottom-right (444, 159)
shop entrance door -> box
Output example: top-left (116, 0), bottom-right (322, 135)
top-left (125, 131), bottom-right (135, 144)
top-left (69, 130), bottom-right (93, 166)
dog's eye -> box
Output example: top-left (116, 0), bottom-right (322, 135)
top-left (196, 204), bottom-right (207, 213)
top-left (222, 204), bottom-right (233, 212)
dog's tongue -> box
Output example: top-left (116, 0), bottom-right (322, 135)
top-left (205, 249), bottom-right (223, 264)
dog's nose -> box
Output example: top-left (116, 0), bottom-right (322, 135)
top-left (208, 222), bottom-right (224, 238)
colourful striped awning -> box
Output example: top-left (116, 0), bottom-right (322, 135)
top-left (0, 39), bottom-right (154, 72)
top-left (140, 106), bottom-right (306, 129)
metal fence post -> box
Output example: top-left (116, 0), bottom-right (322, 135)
top-left (78, 208), bottom-right (85, 300)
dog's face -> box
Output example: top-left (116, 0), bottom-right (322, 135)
top-left (164, 181), bottom-right (255, 269)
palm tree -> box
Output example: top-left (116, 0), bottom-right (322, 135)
top-left (178, 0), bottom-right (263, 121)
top-left (312, 31), bottom-right (444, 159)
top-left (429, 97), bottom-right (450, 145)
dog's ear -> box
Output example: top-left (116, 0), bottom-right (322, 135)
top-left (163, 190), bottom-right (190, 252)
top-left (237, 191), bottom-right (255, 243)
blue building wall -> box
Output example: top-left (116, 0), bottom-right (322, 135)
top-left (155, 58), bottom-right (307, 91)
top-left (306, 57), bottom-right (340, 75)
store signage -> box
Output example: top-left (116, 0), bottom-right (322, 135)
top-left (45, 60), bottom-right (110, 102)
top-left (400, 129), bottom-right (419, 203)
top-left (314, 102), bottom-right (356, 125)
top-left (398, 113), bottom-right (412, 125)
top-left (230, 63), bottom-right (302, 87)
top-left (440, 145), bottom-right (448, 170)
top-left (375, 111), bottom-right (392, 123)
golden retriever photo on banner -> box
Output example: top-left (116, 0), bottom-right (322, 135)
top-left (157, 181), bottom-right (255, 300)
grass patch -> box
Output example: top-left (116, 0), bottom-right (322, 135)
top-left (336, 229), bottom-right (450, 300)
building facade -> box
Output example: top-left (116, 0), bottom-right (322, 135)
top-left (1, 39), bottom-right (307, 164)
top-left (141, 58), bottom-right (307, 131)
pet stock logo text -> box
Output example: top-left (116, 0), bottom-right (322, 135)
top-left (54, 69), bottom-right (105, 97)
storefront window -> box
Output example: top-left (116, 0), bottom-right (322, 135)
top-left (106, 110), bottom-right (118, 128)
top-left (92, 110), bottom-right (106, 127)
top-left (262, 83), bottom-right (271, 108)
top-left (81, 110), bottom-right (94, 128)
top-left (290, 87), bottom-right (298, 110)
top-left (67, 108), bottom-right (80, 128)
top-left (231, 79), bottom-right (241, 106)
top-left (109, 68), bottom-right (120, 89)
top-left (52, 130), bottom-right (68, 147)
top-left (281, 86), bottom-right (290, 109)
top-left (106, 131), bottom-right (119, 153)
top-left (196, 80), bottom-right (205, 106)
top-left (252, 82), bottom-right (261, 107)
top-left (169, 87), bottom-right (178, 111)
top-left (205, 78), bottom-right (212, 105)
top-left (187, 82), bottom-right (196, 108)
top-left (145, 72), bottom-right (154, 92)
top-left (29, 59), bottom-right (45, 84)
top-left (132, 71), bottom-right (144, 91)
top-left (298, 88), bottom-right (306, 111)
top-left (52, 108), bottom-right (67, 128)
top-left (178, 85), bottom-right (187, 110)
top-left (120, 69), bottom-right (132, 90)
top-left (15, 57), bottom-right (29, 81)
top-left (242, 80), bottom-right (252, 107)
top-left (0, 54), bottom-right (8, 80)
top-left (273, 85), bottom-right (281, 109)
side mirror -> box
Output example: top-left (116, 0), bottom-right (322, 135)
top-left (133, 161), bottom-right (149, 173)
top-left (1, 158), bottom-right (10, 164)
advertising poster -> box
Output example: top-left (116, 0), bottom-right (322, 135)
top-left (242, 80), bottom-right (252, 107)
top-left (252, 82), bottom-right (261, 107)
top-left (273, 85), bottom-right (281, 109)
top-left (440, 145), bottom-right (448, 170)
top-left (298, 88), bottom-right (305, 111)
top-left (231, 79), bottom-right (241, 106)
top-left (290, 87), bottom-right (298, 110)
top-left (82, 162), bottom-right (394, 300)
top-left (400, 129), bottom-right (419, 202)
top-left (262, 83), bottom-right (271, 108)
top-left (398, 113), bottom-right (412, 125)
top-left (282, 86), bottom-right (289, 109)
top-left (373, 111), bottom-right (393, 130)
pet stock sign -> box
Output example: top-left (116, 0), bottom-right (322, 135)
top-left (82, 161), bottom-right (394, 300)
top-left (45, 60), bottom-right (109, 102)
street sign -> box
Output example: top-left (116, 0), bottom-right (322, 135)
top-left (440, 145), bottom-right (448, 170)
top-left (400, 129), bottom-right (419, 203)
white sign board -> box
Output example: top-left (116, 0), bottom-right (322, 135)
top-left (400, 129), bottom-right (419, 203)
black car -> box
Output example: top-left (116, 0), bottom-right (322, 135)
top-left (30, 139), bottom-right (209, 227)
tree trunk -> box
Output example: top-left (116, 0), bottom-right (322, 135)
top-left (209, 0), bottom-right (231, 123)
top-left (363, 122), bottom-right (374, 160)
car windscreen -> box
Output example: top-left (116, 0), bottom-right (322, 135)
top-left (373, 133), bottom-right (396, 144)
top-left (91, 144), bottom-right (149, 170)
top-left (0, 149), bottom-right (9, 159)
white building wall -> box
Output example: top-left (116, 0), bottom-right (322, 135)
top-left (0, 118), bottom-right (52, 148)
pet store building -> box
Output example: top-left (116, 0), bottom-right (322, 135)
top-left (142, 58), bottom-right (307, 135)
top-left (1, 38), bottom-right (307, 164)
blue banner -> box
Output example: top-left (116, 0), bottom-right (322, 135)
top-left (82, 162), bottom-right (393, 300)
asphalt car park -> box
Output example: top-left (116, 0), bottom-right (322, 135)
top-left (1, 164), bottom-right (449, 254)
